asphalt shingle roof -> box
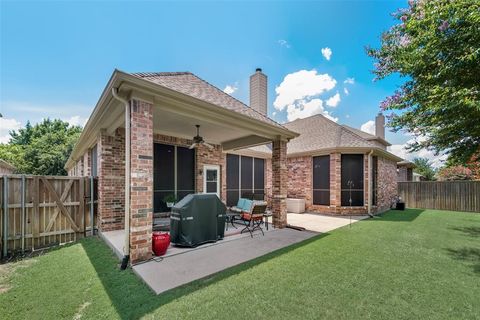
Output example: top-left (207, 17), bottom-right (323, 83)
top-left (283, 115), bottom-right (379, 154)
top-left (131, 72), bottom-right (284, 129)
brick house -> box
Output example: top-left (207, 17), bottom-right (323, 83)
top-left (282, 114), bottom-right (402, 215)
top-left (66, 68), bottom-right (401, 264)
top-left (66, 69), bottom-right (297, 263)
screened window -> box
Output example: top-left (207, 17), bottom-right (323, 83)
top-left (341, 154), bottom-right (364, 206)
top-left (91, 145), bottom-right (98, 177)
top-left (226, 154), bottom-right (265, 206)
top-left (153, 143), bottom-right (195, 212)
top-left (312, 155), bottom-right (330, 205)
top-left (407, 168), bottom-right (413, 181)
top-left (372, 156), bottom-right (378, 206)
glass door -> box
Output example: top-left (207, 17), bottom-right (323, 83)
top-left (203, 165), bottom-right (220, 198)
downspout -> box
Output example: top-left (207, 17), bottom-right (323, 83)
top-left (112, 88), bottom-right (131, 270)
top-left (367, 150), bottom-right (374, 217)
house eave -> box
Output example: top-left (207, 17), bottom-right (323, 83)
top-left (287, 147), bottom-right (403, 162)
top-left (66, 69), bottom-right (299, 170)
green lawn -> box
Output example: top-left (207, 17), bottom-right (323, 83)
top-left (1, 209), bottom-right (479, 319)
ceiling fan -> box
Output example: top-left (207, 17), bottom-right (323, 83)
top-left (189, 125), bottom-right (214, 150)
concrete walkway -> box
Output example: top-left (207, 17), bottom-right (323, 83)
top-left (133, 228), bottom-right (317, 294)
top-left (287, 213), bottom-right (369, 233)
top-left (100, 213), bottom-right (369, 295)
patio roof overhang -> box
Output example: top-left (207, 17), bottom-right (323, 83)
top-left (66, 70), bottom-right (299, 169)
top-left (286, 147), bottom-right (404, 162)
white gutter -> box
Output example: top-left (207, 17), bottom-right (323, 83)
top-left (367, 150), bottom-right (374, 217)
top-left (111, 88), bottom-right (131, 269)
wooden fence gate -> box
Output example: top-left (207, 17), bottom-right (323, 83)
top-left (398, 181), bottom-right (480, 213)
top-left (0, 175), bottom-right (98, 258)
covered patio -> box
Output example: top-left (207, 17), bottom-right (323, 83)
top-left (67, 70), bottom-right (298, 264)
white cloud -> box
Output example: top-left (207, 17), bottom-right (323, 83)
top-left (360, 120), bottom-right (375, 135)
top-left (344, 78), bottom-right (355, 85)
top-left (321, 47), bottom-right (332, 61)
top-left (344, 87), bottom-right (349, 95)
top-left (65, 115), bottom-right (88, 127)
top-left (0, 117), bottom-right (22, 143)
top-left (388, 138), bottom-right (448, 168)
top-left (326, 92), bottom-right (341, 107)
top-left (286, 99), bottom-right (338, 122)
top-left (272, 111), bottom-right (277, 117)
top-left (223, 83), bottom-right (238, 95)
top-left (273, 69), bottom-right (336, 111)
top-left (278, 39), bottom-right (290, 48)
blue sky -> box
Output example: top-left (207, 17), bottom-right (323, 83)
top-left (1, 0), bottom-right (441, 164)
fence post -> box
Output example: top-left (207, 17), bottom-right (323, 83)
top-left (90, 176), bottom-right (94, 236)
top-left (3, 176), bottom-right (8, 258)
top-left (21, 175), bottom-right (25, 254)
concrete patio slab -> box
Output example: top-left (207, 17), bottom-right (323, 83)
top-left (133, 228), bottom-right (317, 294)
top-left (287, 213), bottom-right (369, 233)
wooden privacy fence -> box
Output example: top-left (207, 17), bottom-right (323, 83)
top-left (398, 181), bottom-right (480, 213)
top-left (0, 175), bottom-right (98, 258)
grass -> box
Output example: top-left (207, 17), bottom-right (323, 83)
top-left (0, 209), bottom-right (479, 319)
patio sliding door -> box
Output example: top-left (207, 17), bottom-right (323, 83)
top-left (153, 143), bottom-right (194, 212)
top-left (312, 155), bottom-right (330, 205)
top-left (341, 154), bottom-right (364, 206)
top-left (226, 154), bottom-right (265, 206)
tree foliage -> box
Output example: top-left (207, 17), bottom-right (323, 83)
top-left (412, 157), bottom-right (437, 180)
top-left (437, 165), bottom-right (474, 181)
top-left (0, 119), bottom-right (81, 175)
top-left (367, 0), bottom-right (480, 163)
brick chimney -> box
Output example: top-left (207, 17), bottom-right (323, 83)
top-left (250, 68), bottom-right (267, 116)
top-left (375, 112), bottom-right (385, 139)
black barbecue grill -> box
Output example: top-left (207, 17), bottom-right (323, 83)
top-left (170, 194), bottom-right (226, 247)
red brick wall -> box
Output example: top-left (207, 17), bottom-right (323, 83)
top-left (97, 128), bottom-right (125, 231)
top-left (129, 100), bottom-right (154, 264)
top-left (285, 152), bottom-right (397, 216)
top-left (196, 144), bottom-right (226, 202)
top-left (265, 158), bottom-right (272, 205)
top-left (287, 156), bottom-right (312, 207)
top-left (375, 156), bottom-right (397, 213)
top-left (272, 140), bottom-right (287, 227)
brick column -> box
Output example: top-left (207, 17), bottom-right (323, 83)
top-left (330, 153), bottom-right (341, 207)
top-left (129, 99), bottom-right (154, 264)
top-left (97, 129), bottom-right (125, 232)
top-left (272, 139), bottom-right (287, 228)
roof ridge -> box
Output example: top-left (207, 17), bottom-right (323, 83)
top-left (186, 73), bottom-right (289, 130)
top-left (339, 125), bottom-right (376, 147)
top-left (342, 124), bottom-right (376, 138)
top-left (133, 72), bottom-right (192, 77)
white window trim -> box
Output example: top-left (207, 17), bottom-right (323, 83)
top-left (203, 164), bottom-right (220, 198)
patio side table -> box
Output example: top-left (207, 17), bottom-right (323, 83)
top-left (225, 211), bottom-right (240, 230)
top-left (263, 211), bottom-right (273, 230)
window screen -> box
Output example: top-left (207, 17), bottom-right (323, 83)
top-left (153, 144), bottom-right (194, 212)
top-left (313, 155), bottom-right (330, 205)
top-left (253, 158), bottom-right (265, 200)
top-left (407, 168), bottom-right (413, 181)
top-left (226, 154), bottom-right (240, 207)
top-left (226, 154), bottom-right (265, 206)
top-left (341, 154), bottom-right (364, 206)
top-left (176, 146), bottom-right (195, 201)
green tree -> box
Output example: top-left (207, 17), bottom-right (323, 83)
top-left (367, 0), bottom-right (480, 163)
top-left (412, 157), bottom-right (436, 181)
top-left (0, 119), bottom-right (82, 175)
